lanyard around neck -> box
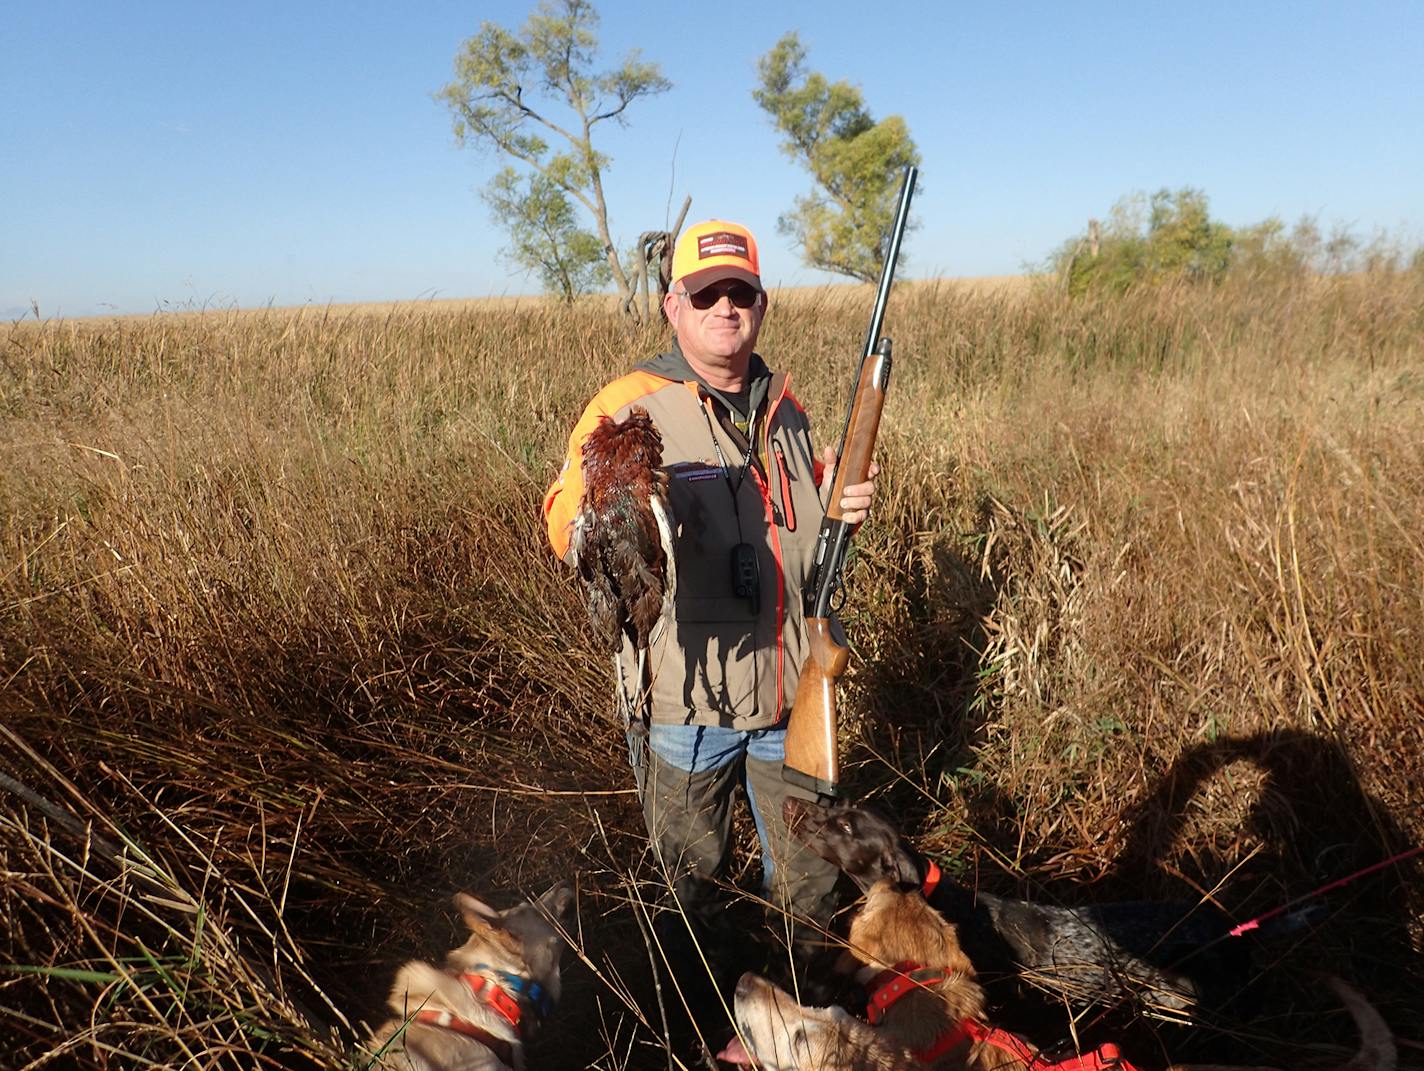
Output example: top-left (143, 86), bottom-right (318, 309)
top-left (700, 396), bottom-right (758, 504)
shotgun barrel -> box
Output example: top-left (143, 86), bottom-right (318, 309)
top-left (782, 165), bottom-right (918, 799)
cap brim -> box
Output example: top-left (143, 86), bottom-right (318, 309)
top-left (677, 265), bottom-right (763, 294)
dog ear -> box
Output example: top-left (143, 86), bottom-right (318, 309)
top-left (537, 880), bottom-right (576, 924)
top-left (878, 844), bottom-right (922, 890)
top-left (843, 846), bottom-right (919, 893)
top-left (454, 892), bottom-right (502, 934)
top-left (790, 1023), bottom-right (813, 1064)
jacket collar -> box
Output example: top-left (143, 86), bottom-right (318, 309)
top-left (636, 340), bottom-right (772, 422)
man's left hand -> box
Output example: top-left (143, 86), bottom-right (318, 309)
top-left (820, 446), bottom-right (879, 526)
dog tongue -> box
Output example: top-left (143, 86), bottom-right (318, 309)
top-left (716, 1035), bottom-right (753, 1066)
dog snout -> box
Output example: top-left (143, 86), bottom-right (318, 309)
top-left (734, 971), bottom-right (783, 1007)
top-left (735, 971), bottom-right (758, 1000)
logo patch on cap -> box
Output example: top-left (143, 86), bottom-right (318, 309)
top-left (698, 232), bottom-right (749, 260)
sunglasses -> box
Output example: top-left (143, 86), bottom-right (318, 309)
top-left (679, 280), bottom-right (761, 310)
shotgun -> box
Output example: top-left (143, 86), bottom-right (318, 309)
top-left (782, 164), bottom-right (918, 799)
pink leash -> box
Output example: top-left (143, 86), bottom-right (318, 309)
top-left (1229, 843), bottom-right (1424, 937)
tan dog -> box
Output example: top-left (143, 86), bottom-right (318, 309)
top-left (718, 971), bottom-right (919, 1071)
top-left (840, 880), bottom-right (1395, 1071)
top-left (367, 881), bottom-right (575, 1071)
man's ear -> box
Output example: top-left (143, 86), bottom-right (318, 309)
top-left (662, 288), bottom-right (681, 329)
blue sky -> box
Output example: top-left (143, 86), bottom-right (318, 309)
top-left (4, 1), bottom-right (1420, 318)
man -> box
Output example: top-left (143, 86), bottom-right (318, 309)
top-left (542, 219), bottom-right (876, 988)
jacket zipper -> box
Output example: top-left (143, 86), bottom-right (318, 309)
top-left (763, 385), bottom-right (789, 714)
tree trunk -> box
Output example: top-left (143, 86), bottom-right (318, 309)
top-left (585, 154), bottom-right (638, 320)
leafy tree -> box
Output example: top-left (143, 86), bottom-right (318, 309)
top-left (753, 32), bottom-right (920, 282)
top-left (1230, 216), bottom-right (1316, 280)
top-left (1146, 188), bottom-right (1234, 281)
top-left (1059, 193), bottom-right (1423, 293)
top-left (438, 0), bottom-right (669, 315)
top-left (482, 168), bottom-right (610, 301)
top-left (1056, 188), bottom-right (1235, 295)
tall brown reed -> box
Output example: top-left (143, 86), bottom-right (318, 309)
top-left (2, 272), bottom-right (1421, 1067)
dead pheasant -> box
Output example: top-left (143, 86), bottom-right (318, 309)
top-left (570, 406), bottom-right (675, 716)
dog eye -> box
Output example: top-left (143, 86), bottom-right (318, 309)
top-left (836, 817), bottom-right (854, 834)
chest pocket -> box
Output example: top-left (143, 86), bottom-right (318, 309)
top-left (664, 461), bottom-right (753, 621)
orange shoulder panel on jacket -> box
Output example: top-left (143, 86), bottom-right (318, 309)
top-left (542, 370), bottom-right (677, 560)
top-left (780, 384), bottom-right (807, 415)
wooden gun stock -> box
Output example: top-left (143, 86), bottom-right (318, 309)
top-left (823, 350), bottom-right (892, 523)
top-left (782, 617), bottom-right (849, 797)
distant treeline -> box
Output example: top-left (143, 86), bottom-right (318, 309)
top-left (1052, 187), bottom-right (1423, 294)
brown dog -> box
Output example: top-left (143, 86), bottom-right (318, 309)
top-left (366, 881), bottom-right (575, 1071)
top-left (839, 880), bottom-right (1394, 1071)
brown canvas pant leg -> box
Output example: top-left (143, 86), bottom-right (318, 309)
top-left (744, 752), bottom-right (842, 960)
top-left (633, 734), bottom-right (739, 943)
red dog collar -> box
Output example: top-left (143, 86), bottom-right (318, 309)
top-left (459, 971), bottom-right (524, 1031)
top-left (865, 961), bottom-right (954, 1025)
top-left (865, 961), bottom-right (971, 1063)
top-left (411, 1008), bottom-right (515, 1066)
top-left (921, 859), bottom-right (942, 898)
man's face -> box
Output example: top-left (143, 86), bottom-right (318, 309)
top-left (663, 277), bottom-right (768, 385)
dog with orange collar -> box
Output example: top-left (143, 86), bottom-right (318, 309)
top-left (367, 882), bottom-right (575, 1071)
top-left (838, 880), bottom-right (1393, 1071)
top-left (784, 798), bottom-right (1246, 1019)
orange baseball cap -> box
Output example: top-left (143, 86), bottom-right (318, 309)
top-left (670, 220), bottom-right (763, 293)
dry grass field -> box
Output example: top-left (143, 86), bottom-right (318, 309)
top-left (2, 268), bottom-right (1421, 1069)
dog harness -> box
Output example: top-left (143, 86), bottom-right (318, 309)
top-left (410, 965), bottom-right (551, 1067)
top-left (412, 1006), bottom-right (515, 1068)
top-left (864, 961), bottom-right (969, 1063)
top-left (864, 961), bottom-right (1135, 1071)
top-left (476, 965), bottom-right (556, 1020)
